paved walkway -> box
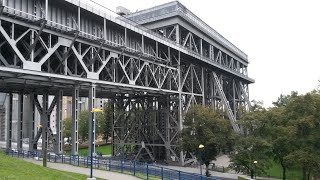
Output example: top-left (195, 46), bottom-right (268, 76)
top-left (161, 165), bottom-right (280, 180)
top-left (23, 158), bottom-right (139, 180)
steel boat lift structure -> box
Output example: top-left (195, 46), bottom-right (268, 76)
top-left (0, 0), bottom-right (254, 165)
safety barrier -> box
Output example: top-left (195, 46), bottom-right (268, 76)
top-left (5, 148), bottom-right (219, 180)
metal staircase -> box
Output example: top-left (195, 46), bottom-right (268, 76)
top-left (212, 73), bottom-right (240, 133)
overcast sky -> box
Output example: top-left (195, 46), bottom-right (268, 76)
top-left (90, 0), bottom-right (320, 107)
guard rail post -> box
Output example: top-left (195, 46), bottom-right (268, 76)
top-left (161, 167), bottom-right (164, 180)
top-left (121, 160), bottom-right (123, 173)
top-left (146, 163), bottom-right (149, 180)
top-left (133, 161), bottom-right (136, 176)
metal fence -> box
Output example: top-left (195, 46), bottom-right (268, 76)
top-left (5, 149), bottom-right (220, 180)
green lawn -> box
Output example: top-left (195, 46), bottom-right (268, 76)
top-left (77, 144), bottom-right (112, 156)
top-left (0, 151), bottom-right (89, 179)
top-left (265, 162), bottom-right (302, 180)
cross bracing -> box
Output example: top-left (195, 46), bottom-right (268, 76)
top-left (0, 0), bottom-right (253, 165)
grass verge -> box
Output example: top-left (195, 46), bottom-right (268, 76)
top-left (0, 151), bottom-right (90, 179)
top-left (264, 161), bottom-right (302, 180)
top-left (65, 144), bottom-right (112, 156)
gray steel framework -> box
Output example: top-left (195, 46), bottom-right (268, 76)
top-left (0, 0), bottom-right (253, 165)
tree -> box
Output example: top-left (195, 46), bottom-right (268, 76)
top-left (78, 110), bottom-right (90, 143)
top-left (63, 117), bottom-right (72, 143)
top-left (101, 102), bottom-right (112, 144)
top-left (267, 107), bottom-right (292, 180)
top-left (284, 92), bottom-right (320, 180)
top-left (229, 101), bottom-right (272, 176)
top-left (77, 110), bottom-right (104, 143)
top-left (272, 91), bottom-right (298, 107)
top-left (181, 105), bottom-right (235, 176)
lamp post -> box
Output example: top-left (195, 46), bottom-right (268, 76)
top-left (198, 144), bottom-right (204, 178)
top-left (88, 108), bottom-right (103, 180)
top-left (253, 160), bottom-right (258, 179)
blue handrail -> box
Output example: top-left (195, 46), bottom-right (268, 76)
top-left (4, 148), bottom-right (220, 180)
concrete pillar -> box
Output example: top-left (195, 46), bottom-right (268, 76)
top-left (17, 93), bottom-right (23, 151)
top-left (71, 86), bottom-right (79, 155)
top-left (88, 84), bottom-right (96, 154)
top-left (55, 90), bottom-right (63, 154)
top-left (6, 93), bottom-right (13, 149)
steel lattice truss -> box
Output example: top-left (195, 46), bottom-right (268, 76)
top-left (0, 0), bottom-right (253, 165)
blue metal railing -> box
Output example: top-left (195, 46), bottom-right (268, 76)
top-left (4, 148), bottom-right (219, 180)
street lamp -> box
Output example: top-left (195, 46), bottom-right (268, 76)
top-left (198, 144), bottom-right (204, 177)
top-left (88, 108), bottom-right (103, 180)
top-left (253, 160), bottom-right (258, 179)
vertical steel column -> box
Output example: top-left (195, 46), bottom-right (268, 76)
top-left (175, 24), bottom-right (180, 44)
top-left (6, 93), bottom-right (13, 149)
top-left (209, 45), bottom-right (212, 60)
top-left (156, 42), bottom-right (159, 57)
top-left (45, 0), bottom-right (48, 20)
top-left (30, 31), bottom-right (34, 62)
top-left (177, 52), bottom-right (184, 165)
top-left (141, 35), bottom-right (145, 53)
top-left (72, 86), bottom-right (79, 155)
top-left (17, 93), bottom-right (24, 151)
top-left (103, 18), bottom-right (107, 41)
top-left (232, 80), bottom-right (237, 117)
top-left (55, 90), bottom-right (63, 154)
top-left (210, 74), bottom-right (215, 110)
top-left (64, 47), bottom-right (68, 75)
top-left (200, 39), bottom-right (203, 56)
top-left (202, 68), bottom-right (205, 105)
top-left (88, 84), bottom-right (96, 154)
top-left (41, 93), bottom-right (49, 151)
top-left (77, 4), bottom-right (81, 30)
top-left (29, 94), bottom-right (36, 151)
top-left (165, 96), bottom-right (171, 162)
top-left (124, 28), bottom-right (128, 47)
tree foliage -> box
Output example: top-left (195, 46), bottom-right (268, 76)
top-left (181, 105), bottom-right (235, 176)
top-left (229, 102), bottom-right (272, 176)
top-left (230, 91), bottom-right (320, 180)
top-left (63, 109), bottom-right (108, 143)
top-left (100, 102), bottom-right (113, 143)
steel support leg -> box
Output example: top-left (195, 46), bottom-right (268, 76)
top-left (17, 93), bottom-right (23, 151)
top-left (41, 94), bottom-right (49, 151)
top-left (55, 90), bottom-right (63, 154)
top-left (71, 86), bottom-right (79, 155)
top-left (177, 52), bottom-right (184, 165)
top-left (88, 84), bottom-right (96, 154)
top-left (6, 93), bottom-right (13, 149)
top-left (27, 94), bottom-right (36, 151)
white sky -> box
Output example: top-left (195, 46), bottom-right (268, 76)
top-left (91, 0), bottom-right (320, 107)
